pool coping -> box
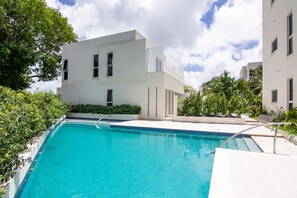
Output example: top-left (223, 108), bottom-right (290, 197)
top-left (2, 116), bottom-right (65, 198)
top-left (110, 120), bottom-right (283, 137)
top-left (109, 124), bottom-right (252, 137)
top-left (209, 148), bottom-right (297, 198)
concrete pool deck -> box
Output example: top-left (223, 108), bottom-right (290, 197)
top-left (111, 120), bottom-right (297, 154)
top-left (111, 120), bottom-right (279, 136)
top-left (110, 120), bottom-right (297, 198)
top-left (209, 149), bottom-right (297, 198)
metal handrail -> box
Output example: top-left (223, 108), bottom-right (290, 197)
top-left (267, 122), bottom-right (291, 153)
top-left (207, 125), bottom-right (262, 155)
top-left (209, 121), bottom-right (291, 155)
top-left (95, 114), bottom-right (112, 128)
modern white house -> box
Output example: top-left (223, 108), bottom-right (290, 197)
top-left (57, 30), bottom-right (184, 120)
top-left (239, 62), bottom-right (262, 81)
top-left (263, 0), bottom-right (296, 112)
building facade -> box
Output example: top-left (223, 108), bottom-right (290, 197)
top-left (57, 30), bottom-right (184, 119)
top-left (263, 0), bottom-right (296, 112)
top-left (239, 62), bottom-right (262, 81)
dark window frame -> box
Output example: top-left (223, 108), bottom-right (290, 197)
top-left (272, 38), bottom-right (278, 53)
top-left (107, 52), bottom-right (113, 76)
top-left (272, 90), bottom-right (278, 102)
top-left (288, 13), bottom-right (293, 55)
top-left (289, 78), bottom-right (293, 101)
top-left (288, 78), bottom-right (293, 109)
top-left (107, 89), bottom-right (113, 106)
top-left (63, 59), bottom-right (68, 80)
top-left (93, 54), bottom-right (99, 78)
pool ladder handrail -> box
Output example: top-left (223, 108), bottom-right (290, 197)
top-left (95, 114), bottom-right (112, 128)
top-left (210, 115), bottom-right (291, 155)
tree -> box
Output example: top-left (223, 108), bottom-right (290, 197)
top-left (0, 0), bottom-right (77, 90)
top-left (202, 71), bottom-right (254, 117)
top-left (249, 66), bottom-right (262, 97)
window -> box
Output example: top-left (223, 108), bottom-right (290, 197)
top-left (288, 78), bottom-right (293, 109)
top-left (63, 59), bottom-right (68, 80)
top-left (272, 38), bottom-right (278, 53)
top-left (249, 69), bottom-right (254, 80)
top-left (155, 58), bottom-right (162, 72)
top-left (272, 90), bottom-right (277, 102)
top-left (107, 52), bottom-right (113, 76)
top-left (288, 13), bottom-right (293, 55)
top-left (107, 89), bottom-right (113, 106)
top-left (93, 55), bottom-right (99, 77)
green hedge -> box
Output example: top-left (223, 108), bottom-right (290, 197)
top-left (71, 104), bottom-right (141, 115)
top-left (272, 107), bottom-right (297, 135)
top-left (0, 86), bottom-right (70, 195)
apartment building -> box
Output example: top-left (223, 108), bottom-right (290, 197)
top-left (57, 30), bottom-right (184, 119)
top-left (239, 62), bottom-right (262, 81)
top-left (263, 0), bottom-right (296, 112)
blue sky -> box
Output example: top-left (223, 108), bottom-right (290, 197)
top-left (201, 0), bottom-right (229, 27)
top-left (30, 0), bottom-right (262, 92)
top-left (59, 0), bottom-right (75, 6)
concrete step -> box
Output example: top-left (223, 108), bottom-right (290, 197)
top-left (235, 138), bottom-right (249, 151)
top-left (243, 137), bottom-right (262, 152)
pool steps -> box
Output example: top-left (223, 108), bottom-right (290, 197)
top-left (235, 138), bottom-right (249, 151)
top-left (222, 138), bottom-right (261, 152)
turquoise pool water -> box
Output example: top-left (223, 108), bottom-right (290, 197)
top-left (16, 122), bottom-right (260, 197)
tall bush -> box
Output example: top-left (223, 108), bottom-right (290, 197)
top-left (0, 86), bottom-right (70, 194)
top-left (283, 108), bottom-right (297, 134)
top-left (178, 71), bottom-right (257, 117)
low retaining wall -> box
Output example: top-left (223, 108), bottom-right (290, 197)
top-left (174, 116), bottom-right (246, 124)
top-left (3, 116), bottom-right (65, 198)
top-left (67, 113), bottom-right (140, 121)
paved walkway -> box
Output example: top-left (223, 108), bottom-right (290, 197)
top-left (209, 149), bottom-right (297, 198)
top-left (111, 120), bottom-right (297, 155)
top-left (112, 120), bottom-right (281, 136)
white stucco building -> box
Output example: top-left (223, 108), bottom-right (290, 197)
top-left (239, 62), bottom-right (262, 81)
top-left (57, 30), bottom-right (184, 120)
top-left (263, 0), bottom-right (296, 112)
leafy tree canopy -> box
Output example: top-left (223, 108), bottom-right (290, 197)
top-left (0, 0), bottom-right (77, 90)
top-left (179, 70), bottom-right (262, 117)
top-left (248, 66), bottom-right (262, 97)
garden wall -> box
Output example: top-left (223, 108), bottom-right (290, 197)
top-left (174, 116), bottom-right (246, 124)
top-left (67, 113), bottom-right (140, 121)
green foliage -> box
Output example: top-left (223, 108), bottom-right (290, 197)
top-left (283, 108), bottom-right (297, 135)
top-left (269, 108), bottom-right (297, 135)
top-left (249, 66), bottom-right (262, 97)
top-left (248, 66), bottom-right (263, 117)
top-left (0, 0), bottom-right (77, 90)
top-left (179, 71), bottom-right (257, 117)
top-left (0, 86), bottom-right (69, 194)
top-left (71, 104), bottom-right (141, 115)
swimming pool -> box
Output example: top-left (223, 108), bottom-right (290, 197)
top-left (16, 121), bottom-right (261, 197)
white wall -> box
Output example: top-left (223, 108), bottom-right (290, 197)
top-left (147, 46), bottom-right (165, 72)
top-left (263, 0), bottom-right (297, 112)
top-left (58, 30), bottom-right (184, 120)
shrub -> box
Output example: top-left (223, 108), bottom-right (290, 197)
top-left (0, 86), bottom-right (70, 195)
top-left (71, 104), bottom-right (141, 115)
top-left (283, 108), bottom-right (297, 135)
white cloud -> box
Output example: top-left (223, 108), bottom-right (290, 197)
top-left (28, 78), bottom-right (61, 93)
top-left (186, 0), bottom-right (262, 88)
top-left (32, 0), bottom-right (262, 92)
